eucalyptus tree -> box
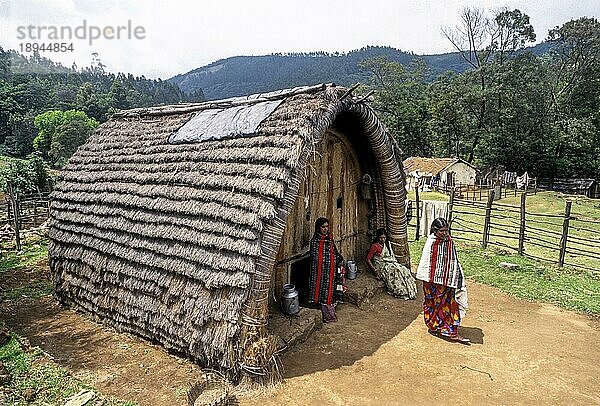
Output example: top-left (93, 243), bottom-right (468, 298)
top-left (441, 7), bottom-right (536, 163)
top-left (359, 56), bottom-right (432, 158)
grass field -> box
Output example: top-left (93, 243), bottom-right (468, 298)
top-left (409, 191), bottom-right (600, 274)
top-left (407, 190), bottom-right (600, 315)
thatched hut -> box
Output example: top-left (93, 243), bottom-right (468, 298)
top-left (403, 156), bottom-right (477, 191)
top-left (48, 84), bottom-right (410, 382)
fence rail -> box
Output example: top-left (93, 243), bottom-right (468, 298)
top-left (1, 182), bottom-right (51, 251)
top-left (431, 181), bottom-right (537, 201)
top-left (407, 189), bottom-right (600, 274)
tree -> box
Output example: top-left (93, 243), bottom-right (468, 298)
top-left (548, 17), bottom-right (600, 102)
top-left (545, 17), bottom-right (600, 178)
top-left (442, 7), bottom-right (536, 163)
top-left (33, 110), bottom-right (99, 166)
top-left (108, 79), bottom-right (129, 110)
top-left (359, 56), bottom-right (432, 157)
top-left (427, 73), bottom-right (471, 159)
top-left (0, 153), bottom-right (53, 193)
top-left (493, 9), bottom-right (536, 65)
top-left (0, 50), bottom-right (192, 159)
top-left (75, 82), bottom-right (109, 121)
top-left (4, 111), bottom-right (38, 157)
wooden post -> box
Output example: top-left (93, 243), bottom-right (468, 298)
top-left (7, 182), bottom-right (21, 251)
top-left (33, 200), bottom-right (38, 227)
top-left (558, 201), bottom-right (572, 267)
top-left (415, 180), bottom-right (421, 241)
top-left (448, 187), bottom-right (455, 230)
top-left (518, 192), bottom-right (527, 255)
top-left (482, 188), bottom-right (495, 248)
top-left (534, 178), bottom-right (537, 195)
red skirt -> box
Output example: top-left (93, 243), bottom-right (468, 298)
top-left (422, 281), bottom-right (460, 337)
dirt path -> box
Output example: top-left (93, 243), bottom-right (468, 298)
top-left (244, 283), bottom-right (600, 405)
top-left (2, 275), bottom-right (598, 405)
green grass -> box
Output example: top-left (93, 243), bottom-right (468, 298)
top-left (2, 279), bottom-right (53, 301)
top-left (0, 333), bottom-right (138, 405)
top-left (0, 240), bottom-right (48, 274)
top-left (409, 239), bottom-right (600, 315)
top-left (499, 191), bottom-right (600, 219)
top-left (1, 240), bottom-right (52, 302)
top-left (406, 190), bottom-right (449, 202)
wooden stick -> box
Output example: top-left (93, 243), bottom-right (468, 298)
top-left (415, 180), bottom-right (421, 241)
top-left (355, 90), bottom-right (375, 103)
top-left (518, 192), bottom-right (526, 255)
top-left (339, 83), bottom-right (360, 101)
top-left (559, 201), bottom-right (572, 267)
top-left (7, 182), bottom-right (21, 251)
top-left (448, 186), bottom-right (455, 229)
top-left (482, 188), bottom-right (495, 249)
top-left (115, 83), bottom-right (328, 117)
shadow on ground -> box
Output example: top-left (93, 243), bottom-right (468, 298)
top-left (279, 287), bottom-right (423, 378)
top-left (1, 261), bottom-right (425, 403)
top-left (460, 326), bottom-right (485, 344)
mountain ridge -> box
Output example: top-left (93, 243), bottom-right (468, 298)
top-left (168, 43), bottom-right (551, 100)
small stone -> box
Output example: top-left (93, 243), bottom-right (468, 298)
top-left (23, 388), bottom-right (36, 402)
top-left (0, 361), bottom-right (11, 385)
top-left (64, 390), bottom-right (96, 406)
top-left (0, 328), bottom-right (11, 346)
top-left (499, 262), bottom-right (520, 270)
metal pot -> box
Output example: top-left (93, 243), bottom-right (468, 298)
top-left (346, 260), bottom-right (357, 280)
top-left (281, 283), bottom-right (300, 315)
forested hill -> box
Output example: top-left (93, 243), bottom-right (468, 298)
top-left (0, 49), bottom-right (204, 159)
top-left (169, 44), bottom-right (550, 100)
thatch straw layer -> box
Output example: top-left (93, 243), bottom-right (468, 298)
top-left (49, 84), bottom-right (409, 381)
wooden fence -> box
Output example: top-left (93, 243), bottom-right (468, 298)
top-left (432, 181), bottom-right (537, 201)
top-left (1, 182), bottom-right (51, 251)
top-left (408, 189), bottom-right (600, 274)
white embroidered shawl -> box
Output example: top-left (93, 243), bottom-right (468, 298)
top-left (416, 234), bottom-right (465, 289)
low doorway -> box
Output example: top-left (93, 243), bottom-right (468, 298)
top-left (290, 256), bottom-right (311, 305)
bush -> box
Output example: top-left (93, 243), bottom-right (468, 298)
top-left (0, 153), bottom-right (54, 194)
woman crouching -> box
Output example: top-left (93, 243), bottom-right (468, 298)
top-left (366, 228), bottom-right (417, 300)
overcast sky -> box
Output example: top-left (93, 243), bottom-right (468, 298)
top-left (0, 0), bottom-right (598, 79)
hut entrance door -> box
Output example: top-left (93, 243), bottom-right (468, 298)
top-left (276, 130), bottom-right (367, 296)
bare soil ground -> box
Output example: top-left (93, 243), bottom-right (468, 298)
top-left (1, 264), bottom-right (598, 405)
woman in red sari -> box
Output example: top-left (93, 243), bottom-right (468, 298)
top-left (309, 217), bottom-right (344, 323)
top-left (416, 218), bottom-right (470, 343)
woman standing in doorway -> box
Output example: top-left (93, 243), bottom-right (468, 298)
top-left (416, 218), bottom-right (470, 343)
top-left (309, 217), bottom-right (344, 323)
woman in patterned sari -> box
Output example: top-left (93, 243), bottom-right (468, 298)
top-left (416, 218), bottom-right (470, 343)
top-left (366, 228), bottom-right (417, 300)
top-left (309, 217), bottom-right (344, 323)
